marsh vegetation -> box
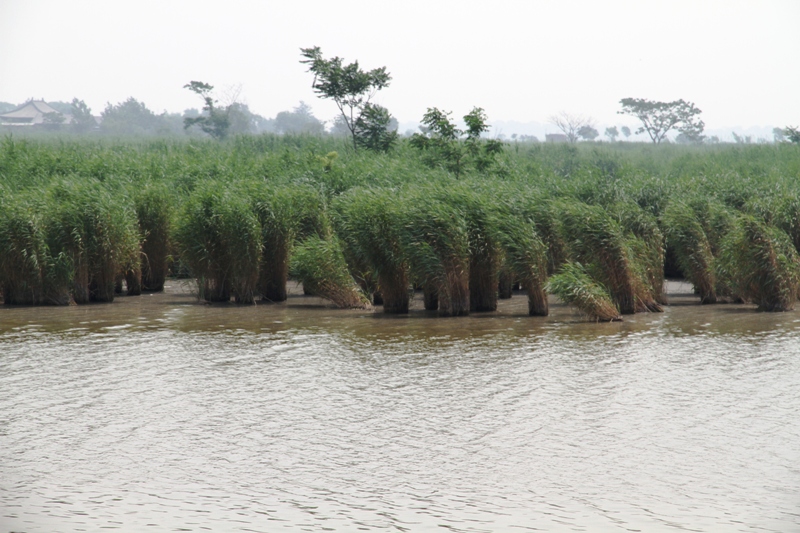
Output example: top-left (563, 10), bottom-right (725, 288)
top-left (1, 134), bottom-right (799, 321)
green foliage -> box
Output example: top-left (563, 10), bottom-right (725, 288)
top-left (547, 262), bottom-right (622, 322)
top-left (618, 98), bottom-right (705, 144)
top-left (300, 46), bottom-right (393, 151)
top-left (333, 188), bottom-right (409, 313)
top-left (290, 235), bottom-right (371, 309)
top-left (353, 103), bottom-right (398, 152)
top-left (410, 107), bottom-right (503, 177)
top-left (183, 81), bottom-right (231, 140)
top-left (717, 215), bottom-right (800, 311)
top-left (70, 99), bottom-right (96, 133)
top-left (174, 184), bottom-right (261, 303)
top-left (785, 126), bottom-right (800, 144)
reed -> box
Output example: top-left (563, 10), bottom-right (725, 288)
top-left (290, 235), bottom-right (371, 309)
top-left (716, 215), bottom-right (800, 311)
top-left (491, 209), bottom-right (550, 316)
top-left (398, 191), bottom-right (471, 316)
top-left (557, 200), bottom-right (639, 314)
top-left (44, 179), bottom-right (140, 303)
top-left (333, 188), bottom-right (410, 313)
top-left (250, 183), bottom-right (327, 302)
top-left (174, 185), bottom-right (261, 303)
top-left (133, 184), bottom-right (173, 292)
top-left (547, 262), bottom-right (622, 322)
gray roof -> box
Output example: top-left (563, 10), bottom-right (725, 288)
top-left (0, 100), bottom-right (67, 125)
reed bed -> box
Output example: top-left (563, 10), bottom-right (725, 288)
top-left (1, 135), bottom-right (799, 317)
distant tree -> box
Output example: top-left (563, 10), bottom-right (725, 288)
top-left (70, 98), bottom-right (96, 133)
top-left (410, 106), bottom-right (503, 177)
top-left (577, 125), bottom-right (599, 141)
top-left (183, 81), bottom-right (230, 139)
top-left (772, 127), bottom-right (786, 143)
top-left (549, 112), bottom-right (594, 143)
top-left (300, 46), bottom-right (393, 151)
top-left (621, 125), bottom-right (631, 139)
top-left (273, 101), bottom-right (325, 135)
top-left (604, 126), bottom-right (619, 142)
top-left (0, 101), bottom-right (16, 114)
top-left (101, 97), bottom-right (160, 136)
top-left (732, 132), bottom-right (752, 144)
top-left (329, 115), bottom-right (350, 136)
top-left (708, 135), bottom-right (720, 144)
top-left (785, 126), bottom-right (800, 144)
top-left (353, 103), bottom-right (397, 152)
top-left (618, 98), bottom-right (704, 144)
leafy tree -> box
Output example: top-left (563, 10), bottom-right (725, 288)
top-left (618, 98), bottom-right (704, 144)
top-left (300, 46), bottom-right (392, 151)
top-left (410, 107), bottom-right (503, 177)
top-left (549, 112), bottom-right (594, 143)
top-left (272, 101), bottom-right (325, 135)
top-left (621, 125), bottom-right (631, 139)
top-left (101, 97), bottom-right (161, 135)
top-left (578, 125), bottom-right (599, 141)
top-left (0, 102), bottom-right (16, 114)
top-left (604, 126), bottom-right (619, 142)
top-left (70, 98), bottom-right (96, 133)
top-left (353, 103), bottom-right (397, 152)
top-left (784, 126), bottom-right (800, 144)
top-left (183, 81), bottom-right (230, 140)
top-left (772, 127), bottom-right (785, 143)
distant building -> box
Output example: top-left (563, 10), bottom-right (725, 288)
top-left (0, 100), bottom-right (71, 127)
top-left (545, 133), bottom-right (568, 143)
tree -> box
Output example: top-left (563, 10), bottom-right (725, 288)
top-left (621, 126), bottom-right (631, 139)
top-left (410, 106), bottom-right (503, 177)
top-left (300, 46), bottom-right (393, 151)
top-left (70, 98), bottom-right (96, 133)
top-left (549, 112), bottom-right (594, 143)
top-left (183, 81), bottom-right (230, 140)
top-left (604, 126), bottom-right (619, 142)
top-left (618, 98), bottom-right (704, 144)
top-left (577, 125), bottom-right (599, 141)
top-left (101, 97), bottom-right (160, 135)
top-left (785, 126), bottom-right (800, 144)
top-left (353, 103), bottom-right (397, 152)
top-left (272, 101), bottom-right (325, 135)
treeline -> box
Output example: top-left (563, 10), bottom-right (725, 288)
top-left (1, 135), bottom-right (800, 320)
top-left (0, 98), bottom-right (336, 137)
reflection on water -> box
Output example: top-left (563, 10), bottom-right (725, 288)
top-left (1, 284), bottom-right (799, 532)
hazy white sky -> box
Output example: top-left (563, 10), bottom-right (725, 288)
top-left (1, 0), bottom-right (798, 132)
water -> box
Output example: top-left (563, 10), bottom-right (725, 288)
top-left (1, 283), bottom-right (799, 532)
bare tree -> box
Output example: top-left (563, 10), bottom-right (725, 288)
top-left (549, 112), bottom-right (594, 143)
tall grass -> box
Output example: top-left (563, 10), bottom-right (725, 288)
top-left (398, 190), bottom-right (471, 316)
top-left (290, 235), bottom-right (371, 309)
top-left (716, 215), bottom-right (800, 311)
top-left (174, 184), bottom-right (261, 303)
top-left (334, 188), bottom-right (410, 313)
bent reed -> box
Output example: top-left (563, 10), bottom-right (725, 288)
top-left (2, 135), bottom-right (800, 318)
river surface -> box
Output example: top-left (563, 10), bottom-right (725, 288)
top-left (1, 282), bottom-right (799, 532)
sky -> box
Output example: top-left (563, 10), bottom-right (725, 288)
top-left (1, 0), bottom-right (798, 136)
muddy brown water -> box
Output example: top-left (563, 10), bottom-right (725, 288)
top-left (1, 281), bottom-right (799, 532)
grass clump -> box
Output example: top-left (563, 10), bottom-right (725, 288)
top-left (174, 185), bottom-right (261, 303)
top-left (716, 215), bottom-right (800, 311)
top-left (398, 190), bottom-right (471, 316)
top-left (133, 184), bottom-right (173, 292)
top-left (45, 179), bottom-right (140, 303)
top-left (547, 262), bottom-right (622, 322)
top-left (251, 183), bottom-right (328, 302)
top-left (334, 188), bottom-right (410, 313)
top-left (290, 235), bottom-right (371, 309)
